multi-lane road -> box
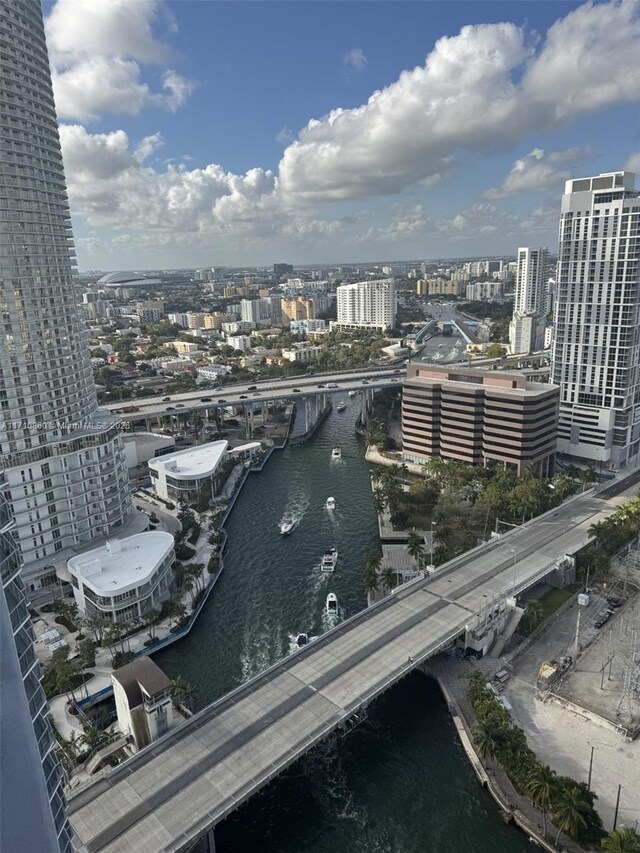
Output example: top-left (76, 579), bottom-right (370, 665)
top-left (105, 366), bottom-right (406, 420)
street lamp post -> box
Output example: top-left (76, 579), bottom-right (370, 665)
top-left (430, 520), bottom-right (437, 570)
top-left (508, 548), bottom-right (518, 596)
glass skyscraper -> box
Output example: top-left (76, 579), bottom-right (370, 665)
top-left (0, 0), bottom-right (131, 595)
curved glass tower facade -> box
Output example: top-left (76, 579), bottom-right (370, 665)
top-left (0, 0), bottom-right (131, 592)
top-left (1, 469), bottom-right (73, 851)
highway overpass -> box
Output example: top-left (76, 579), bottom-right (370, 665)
top-left (106, 367), bottom-right (406, 422)
top-left (66, 471), bottom-right (639, 853)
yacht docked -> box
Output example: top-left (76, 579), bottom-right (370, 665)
top-left (321, 548), bottom-right (338, 572)
top-left (326, 496), bottom-right (336, 511)
top-left (331, 447), bottom-right (342, 460)
top-left (326, 592), bottom-right (338, 617)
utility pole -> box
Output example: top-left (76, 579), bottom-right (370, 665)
top-left (573, 609), bottom-right (581, 663)
top-left (587, 745), bottom-right (594, 791)
top-left (613, 784), bottom-right (622, 831)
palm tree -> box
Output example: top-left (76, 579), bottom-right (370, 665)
top-left (364, 550), bottom-right (382, 599)
top-left (171, 676), bottom-right (197, 711)
top-left (526, 763), bottom-right (556, 838)
top-left (143, 608), bottom-right (161, 640)
top-left (407, 530), bottom-right (425, 570)
top-left (371, 487), bottom-right (386, 516)
top-left (552, 782), bottom-right (589, 844)
top-left (523, 600), bottom-right (545, 631)
top-left (580, 467), bottom-right (597, 492)
top-left (380, 566), bottom-right (396, 592)
top-left (474, 721), bottom-right (500, 762)
top-left (601, 828), bottom-right (640, 853)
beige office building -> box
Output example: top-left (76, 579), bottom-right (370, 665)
top-left (402, 364), bottom-right (559, 477)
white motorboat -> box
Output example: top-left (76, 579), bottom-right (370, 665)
top-left (279, 516), bottom-right (295, 535)
top-left (326, 496), bottom-right (336, 511)
top-left (348, 390), bottom-right (357, 398)
top-left (321, 547), bottom-right (338, 572)
top-left (331, 447), bottom-right (342, 460)
top-left (326, 592), bottom-right (338, 617)
top-left (336, 401), bottom-right (347, 412)
top-left (289, 632), bottom-right (318, 654)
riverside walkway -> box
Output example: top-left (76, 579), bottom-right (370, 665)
top-left (67, 471), bottom-right (639, 853)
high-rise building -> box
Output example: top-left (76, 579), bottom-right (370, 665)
top-left (0, 470), bottom-right (73, 852)
top-left (0, 0), bottom-right (132, 594)
top-left (335, 280), bottom-right (396, 331)
top-left (509, 247), bottom-right (548, 354)
top-left (552, 171), bottom-right (640, 467)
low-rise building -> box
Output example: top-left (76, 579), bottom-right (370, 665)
top-left (149, 442), bottom-right (230, 503)
top-left (281, 343), bottom-right (323, 363)
top-left (67, 532), bottom-right (175, 624)
top-left (402, 364), bottom-right (559, 477)
top-left (227, 334), bottom-right (252, 351)
top-left (289, 318), bottom-right (327, 335)
top-left (112, 658), bottom-right (174, 751)
top-left (165, 340), bottom-right (199, 354)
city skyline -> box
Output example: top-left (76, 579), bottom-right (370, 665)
top-left (41, 0), bottom-right (639, 270)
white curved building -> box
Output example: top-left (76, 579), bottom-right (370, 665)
top-left (67, 532), bottom-right (175, 624)
top-left (0, 0), bottom-right (132, 596)
top-left (97, 272), bottom-right (162, 288)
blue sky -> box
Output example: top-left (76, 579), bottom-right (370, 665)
top-left (43, 0), bottom-right (639, 270)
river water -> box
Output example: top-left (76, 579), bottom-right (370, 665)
top-left (157, 397), bottom-right (530, 853)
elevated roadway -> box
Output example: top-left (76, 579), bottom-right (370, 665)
top-left (67, 470), bottom-right (639, 853)
top-left (105, 367), bottom-right (406, 421)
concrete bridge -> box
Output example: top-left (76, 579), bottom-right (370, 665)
top-left (66, 471), bottom-right (639, 853)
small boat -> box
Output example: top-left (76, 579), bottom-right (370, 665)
top-left (321, 548), bottom-right (338, 572)
top-left (295, 633), bottom-right (308, 648)
top-left (326, 496), bottom-right (336, 511)
top-left (348, 390), bottom-right (357, 398)
top-left (326, 592), bottom-right (338, 617)
top-left (331, 447), bottom-right (341, 460)
top-left (336, 401), bottom-right (347, 412)
top-left (279, 516), bottom-right (295, 535)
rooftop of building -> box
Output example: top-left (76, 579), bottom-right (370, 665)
top-left (148, 441), bottom-right (229, 479)
top-left (97, 271), bottom-right (162, 286)
top-left (112, 657), bottom-right (172, 707)
top-left (406, 363), bottom-right (558, 397)
top-left (67, 531), bottom-right (174, 594)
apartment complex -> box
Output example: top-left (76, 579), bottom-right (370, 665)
top-left (0, 470), bottom-right (73, 852)
top-left (552, 171), bottom-right (640, 467)
top-left (0, 0), bottom-right (132, 593)
top-left (282, 296), bottom-right (316, 324)
top-left (509, 247), bottom-right (548, 355)
top-left (402, 364), bottom-right (559, 477)
top-left (335, 280), bottom-right (396, 331)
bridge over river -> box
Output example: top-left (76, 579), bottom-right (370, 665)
top-left (67, 471), bottom-right (639, 853)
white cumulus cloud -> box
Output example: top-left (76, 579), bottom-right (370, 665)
top-left (46, 0), bottom-right (194, 121)
top-left (484, 146), bottom-right (591, 198)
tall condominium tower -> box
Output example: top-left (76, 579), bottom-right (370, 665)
top-left (552, 171), bottom-right (640, 468)
top-left (0, 0), bottom-right (131, 594)
top-left (509, 247), bottom-right (548, 355)
top-left (1, 470), bottom-right (73, 852)
top-left (336, 280), bottom-right (396, 330)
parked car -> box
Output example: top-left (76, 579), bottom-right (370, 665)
top-left (606, 596), bottom-right (624, 608)
top-left (594, 617), bottom-right (609, 629)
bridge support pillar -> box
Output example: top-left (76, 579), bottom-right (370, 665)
top-left (206, 826), bottom-right (216, 853)
top-left (244, 405), bottom-right (252, 439)
top-left (261, 401), bottom-right (267, 424)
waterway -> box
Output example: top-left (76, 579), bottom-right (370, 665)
top-left (157, 402), bottom-right (530, 853)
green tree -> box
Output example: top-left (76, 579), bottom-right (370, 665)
top-left (143, 608), bottom-right (161, 641)
top-left (474, 720), bottom-right (501, 762)
top-left (371, 487), bottom-right (386, 515)
top-left (552, 783), bottom-right (589, 844)
top-left (485, 343), bottom-right (507, 358)
top-left (601, 828), bottom-right (640, 853)
top-left (171, 676), bottom-right (197, 711)
top-left (406, 530), bottom-right (425, 570)
top-left (77, 637), bottom-right (97, 668)
top-left (85, 611), bottom-right (110, 645)
top-left (364, 550), bottom-right (382, 598)
top-left (380, 565), bottom-right (396, 592)
top-left (526, 763), bottom-right (556, 838)
top-left (523, 600), bottom-right (544, 631)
